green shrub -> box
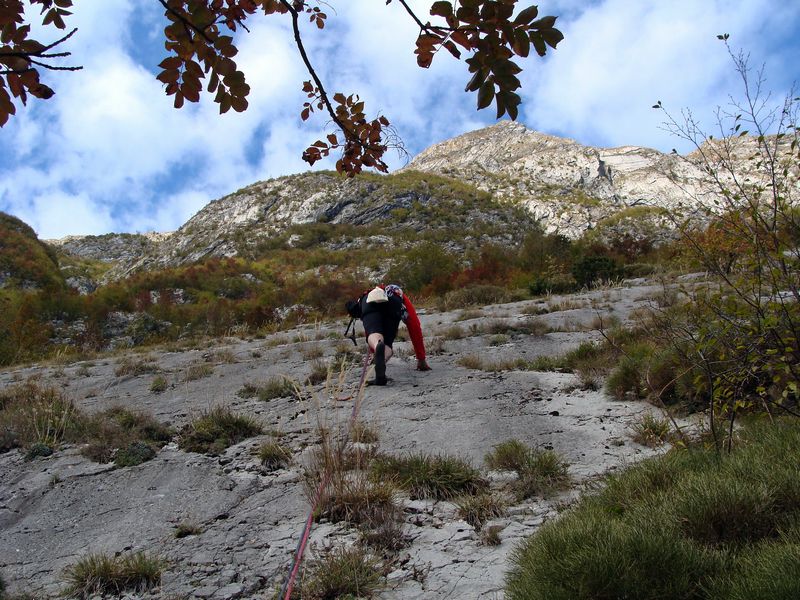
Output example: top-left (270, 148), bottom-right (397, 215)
top-left (571, 255), bottom-right (622, 287)
top-left (25, 442), bottom-right (54, 459)
top-left (506, 420), bottom-right (800, 600)
top-left (62, 552), bottom-right (164, 599)
top-left (178, 407), bottom-right (262, 455)
top-left (716, 539), bottom-right (800, 600)
top-left (114, 441), bottom-right (156, 467)
top-left (507, 506), bottom-right (720, 600)
top-left (299, 545), bottom-right (382, 600)
top-left (485, 439), bottom-right (531, 473)
top-left (370, 453), bottom-right (486, 500)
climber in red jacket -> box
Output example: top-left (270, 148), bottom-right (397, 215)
top-left (346, 284), bottom-right (431, 385)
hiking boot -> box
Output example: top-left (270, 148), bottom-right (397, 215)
top-left (374, 341), bottom-right (386, 384)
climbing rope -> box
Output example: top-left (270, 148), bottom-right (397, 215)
top-left (279, 346), bottom-right (373, 600)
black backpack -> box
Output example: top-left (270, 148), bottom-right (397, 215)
top-left (344, 293), bottom-right (366, 345)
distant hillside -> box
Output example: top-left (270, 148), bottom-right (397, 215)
top-left (99, 169), bottom-right (540, 281)
top-left (0, 212), bottom-right (64, 290)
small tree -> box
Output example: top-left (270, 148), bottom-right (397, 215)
top-left (654, 35), bottom-right (800, 448)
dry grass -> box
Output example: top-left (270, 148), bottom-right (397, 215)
top-left (62, 552), bottom-right (164, 599)
top-left (631, 413), bottom-right (672, 447)
top-left (307, 359), bottom-right (329, 385)
top-left (178, 407), bottom-right (262, 455)
top-left (456, 493), bottom-right (506, 530)
top-left (455, 308), bottom-right (484, 321)
top-left (301, 344), bottom-right (325, 360)
top-left (351, 421), bottom-right (380, 444)
top-left (114, 357), bottom-right (158, 377)
top-left (438, 324), bottom-right (467, 340)
top-left (238, 376), bottom-right (298, 401)
top-left (257, 441), bottom-right (292, 470)
top-left (182, 363), bottom-right (214, 381)
top-left (425, 336), bottom-right (446, 356)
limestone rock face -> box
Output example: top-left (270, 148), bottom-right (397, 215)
top-left (47, 232), bottom-right (171, 263)
top-left (404, 120), bottom-right (707, 239)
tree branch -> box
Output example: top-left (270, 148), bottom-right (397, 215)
top-left (158, 0), bottom-right (216, 44)
top-left (279, 0), bottom-right (377, 153)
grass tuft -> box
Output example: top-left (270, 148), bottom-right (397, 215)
top-left (258, 441), bottom-right (292, 470)
top-left (178, 407), bottom-right (262, 455)
top-left (174, 523), bottom-right (203, 539)
top-left (149, 375), bottom-right (168, 393)
top-left (238, 376), bottom-right (298, 401)
top-left (631, 413), bottom-right (672, 447)
top-left (456, 493), bottom-right (506, 531)
top-left (183, 363), bottom-right (214, 381)
top-left (62, 551), bottom-right (164, 599)
top-left (298, 545), bottom-right (382, 600)
top-left (505, 419), bottom-right (800, 600)
top-left (370, 453), bottom-right (486, 500)
top-left (486, 439), bottom-right (570, 499)
top-left (350, 421), bottom-right (380, 444)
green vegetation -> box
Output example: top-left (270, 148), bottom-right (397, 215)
top-left (237, 376), bottom-right (298, 401)
top-left (183, 362), bottom-right (213, 381)
top-left (149, 375), bottom-right (168, 393)
top-left (257, 441), bottom-right (292, 470)
top-left (486, 439), bottom-right (571, 499)
top-left (0, 382), bottom-right (85, 453)
top-left (0, 212), bottom-right (64, 290)
top-left (296, 545), bottom-right (383, 600)
top-left (62, 551), bottom-right (164, 599)
top-left (81, 406), bottom-right (173, 465)
top-left (178, 407), bottom-right (262, 454)
top-left (631, 413), bottom-right (672, 447)
top-left (0, 382), bottom-right (173, 466)
top-left (506, 420), bottom-right (800, 600)
top-left (456, 493), bottom-right (506, 530)
top-left (370, 453), bottom-right (486, 500)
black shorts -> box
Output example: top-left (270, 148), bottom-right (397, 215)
top-left (361, 296), bottom-right (403, 347)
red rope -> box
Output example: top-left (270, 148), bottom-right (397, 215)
top-left (280, 348), bottom-right (373, 600)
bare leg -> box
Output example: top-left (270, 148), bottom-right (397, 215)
top-left (367, 333), bottom-right (393, 362)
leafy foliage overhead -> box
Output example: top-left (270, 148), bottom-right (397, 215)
top-left (0, 0), bottom-right (563, 175)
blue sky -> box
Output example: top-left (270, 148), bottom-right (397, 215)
top-left (2, 0), bottom-right (799, 239)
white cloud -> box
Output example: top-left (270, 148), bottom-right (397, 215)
top-left (1, 0), bottom-right (798, 238)
top-left (524, 0), bottom-right (800, 151)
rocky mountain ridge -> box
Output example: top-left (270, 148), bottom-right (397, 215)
top-left (48, 120), bottom-right (769, 285)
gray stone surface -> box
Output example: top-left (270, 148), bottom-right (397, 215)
top-left (0, 282), bottom-right (683, 599)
